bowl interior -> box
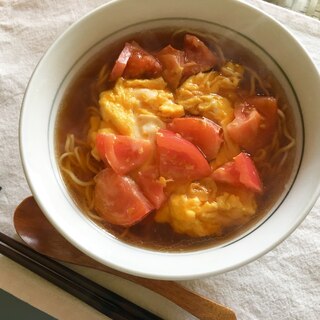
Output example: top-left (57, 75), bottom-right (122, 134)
top-left (50, 18), bottom-right (304, 247)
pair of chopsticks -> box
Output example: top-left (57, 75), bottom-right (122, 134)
top-left (0, 232), bottom-right (162, 320)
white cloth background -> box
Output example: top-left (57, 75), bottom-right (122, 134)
top-left (0, 0), bottom-right (319, 319)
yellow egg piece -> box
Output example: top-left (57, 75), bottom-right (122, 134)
top-left (155, 179), bottom-right (257, 238)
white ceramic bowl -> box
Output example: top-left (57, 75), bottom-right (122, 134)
top-left (20, 0), bottom-right (320, 280)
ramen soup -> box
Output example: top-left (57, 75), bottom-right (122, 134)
top-left (56, 29), bottom-right (296, 251)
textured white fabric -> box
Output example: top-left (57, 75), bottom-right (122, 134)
top-left (0, 1), bottom-right (319, 319)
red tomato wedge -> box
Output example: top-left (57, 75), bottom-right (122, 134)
top-left (96, 133), bottom-right (152, 175)
top-left (182, 61), bottom-right (207, 79)
top-left (135, 166), bottom-right (166, 209)
top-left (156, 129), bottom-right (211, 181)
top-left (211, 161), bottom-right (240, 186)
top-left (109, 41), bottom-right (162, 81)
top-left (167, 117), bottom-right (223, 160)
top-left (156, 45), bottom-right (185, 89)
top-left (227, 97), bottom-right (278, 153)
top-left (94, 168), bottom-right (154, 226)
top-left (123, 41), bottom-right (162, 79)
top-left (234, 152), bottom-right (263, 193)
top-left (156, 35), bottom-right (217, 88)
top-left (109, 43), bottom-right (132, 81)
top-left (184, 34), bottom-right (218, 73)
top-left (212, 152), bottom-right (263, 193)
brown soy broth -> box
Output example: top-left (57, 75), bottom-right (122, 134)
top-left (55, 28), bottom-right (296, 251)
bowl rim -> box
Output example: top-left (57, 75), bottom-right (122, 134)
top-left (19, 0), bottom-right (320, 280)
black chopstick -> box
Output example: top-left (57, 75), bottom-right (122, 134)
top-left (0, 232), bottom-right (151, 318)
top-left (0, 242), bottom-right (132, 319)
top-left (0, 232), bottom-right (162, 320)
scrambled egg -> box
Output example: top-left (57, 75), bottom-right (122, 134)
top-left (175, 62), bottom-right (244, 126)
top-left (155, 179), bottom-right (257, 237)
top-left (99, 77), bottom-right (184, 135)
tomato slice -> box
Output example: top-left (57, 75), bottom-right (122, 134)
top-left (211, 161), bottom-right (240, 186)
top-left (96, 133), bottom-right (152, 175)
top-left (156, 45), bottom-right (185, 89)
top-left (135, 166), bottom-right (166, 209)
top-left (109, 41), bottom-right (162, 81)
top-left (94, 168), bottom-right (153, 226)
top-left (227, 97), bottom-right (278, 153)
top-left (248, 96), bottom-right (278, 120)
top-left (109, 43), bottom-right (133, 81)
top-left (156, 129), bottom-right (211, 181)
top-left (167, 117), bottom-right (223, 160)
top-left (123, 41), bottom-right (162, 79)
top-left (184, 34), bottom-right (217, 73)
top-left (234, 153), bottom-right (262, 193)
top-left (212, 152), bottom-right (263, 193)
top-left (156, 35), bottom-right (218, 87)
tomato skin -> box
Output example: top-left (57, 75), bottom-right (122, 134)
top-left (156, 129), bottom-right (211, 181)
top-left (94, 168), bottom-right (154, 226)
top-left (96, 133), bottom-right (152, 175)
top-left (155, 34), bottom-right (217, 88)
top-left (109, 43), bottom-right (132, 81)
top-left (167, 117), bottom-right (223, 160)
top-left (212, 152), bottom-right (263, 193)
top-left (156, 45), bottom-right (185, 89)
top-left (227, 97), bottom-right (278, 153)
top-left (184, 34), bottom-right (218, 72)
top-left (211, 161), bottom-right (240, 186)
top-left (109, 42), bottom-right (162, 81)
top-left (123, 41), bottom-right (162, 79)
top-left (234, 153), bottom-right (262, 193)
top-left (247, 96), bottom-right (278, 120)
top-left (135, 166), bottom-right (166, 209)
